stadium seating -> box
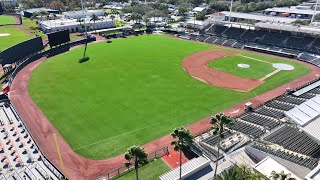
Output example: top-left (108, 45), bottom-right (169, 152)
top-left (223, 39), bottom-right (237, 47)
top-left (308, 39), bottom-right (320, 54)
top-left (275, 95), bottom-right (305, 105)
top-left (264, 126), bottom-right (320, 158)
top-left (204, 36), bottom-right (218, 43)
top-left (222, 27), bottom-right (245, 39)
top-left (280, 48), bottom-right (300, 55)
top-left (214, 37), bottom-right (227, 45)
top-left (233, 42), bottom-right (244, 49)
top-left (285, 36), bottom-right (314, 50)
top-left (0, 101), bottom-right (63, 179)
top-left (254, 106), bottom-right (285, 119)
top-left (239, 30), bottom-right (265, 43)
top-left (202, 132), bottom-right (233, 146)
top-left (233, 120), bottom-right (264, 138)
top-left (238, 112), bottom-right (280, 129)
top-left (196, 35), bottom-right (210, 42)
top-left (264, 100), bottom-right (295, 111)
top-left (299, 53), bottom-right (317, 62)
top-left (250, 143), bottom-right (318, 169)
top-left (259, 32), bottom-right (289, 47)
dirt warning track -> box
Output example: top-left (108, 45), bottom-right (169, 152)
top-left (182, 49), bottom-right (262, 92)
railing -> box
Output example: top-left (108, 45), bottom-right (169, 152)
top-left (95, 146), bottom-right (169, 180)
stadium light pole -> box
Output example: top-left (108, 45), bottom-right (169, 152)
top-left (80, 0), bottom-right (87, 37)
top-left (229, 0), bottom-right (233, 22)
top-left (80, 0), bottom-right (89, 60)
top-left (311, 0), bottom-right (319, 24)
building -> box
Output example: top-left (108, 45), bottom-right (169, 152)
top-left (22, 8), bottom-right (59, 18)
top-left (63, 10), bottom-right (105, 19)
top-left (263, 6), bottom-right (320, 19)
top-left (212, 11), bottom-right (297, 24)
top-left (38, 18), bottom-right (115, 33)
top-left (254, 157), bottom-right (301, 180)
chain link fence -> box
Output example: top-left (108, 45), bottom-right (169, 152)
top-left (95, 146), bottom-right (169, 180)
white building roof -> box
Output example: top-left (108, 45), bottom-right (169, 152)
top-left (285, 95), bottom-right (320, 126)
top-left (193, 7), bottom-right (206, 12)
top-left (159, 156), bottom-right (210, 180)
top-left (40, 18), bottom-right (112, 28)
top-left (254, 157), bottom-right (301, 180)
top-left (264, 6), bottom-right (320, 16)
top-left (220, 11), bottom-right (296, 23)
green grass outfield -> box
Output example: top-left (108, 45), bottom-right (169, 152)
top-left (115, 159), bottom-right (170, 180)
top-left (208, 56), bottom-right (276, 79)
top-left (0, 15), bottom-right (15, 25)
top-left (29, 35), bottom-right (311, 159)
top-left (0, 26), bottom-right (30, 51)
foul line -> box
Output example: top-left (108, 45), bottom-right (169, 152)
top-left (241, 55), bottom-right (272, 64)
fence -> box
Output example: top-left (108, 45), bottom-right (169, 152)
top-left (95, 146), bottom-right (169, 180)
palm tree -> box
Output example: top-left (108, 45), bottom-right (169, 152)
top-left (143, 16), bottom-right (149, 28)
top-left (124, 145), bottom-right (148, 180)
top-left (110, 15), bottom-right (115, 22)
top-left (171, 127), bottom-right (193, 180)
top-left (216, 167), bottom-right (242, 180)
top-left (270, 171), bottom-right (296, 180)
top-left (103, 11), bottom-right (109, 22)
top-left (211, 113), bottom-right (235, 179)
top-left (90, 14), bottom-right (99, 33)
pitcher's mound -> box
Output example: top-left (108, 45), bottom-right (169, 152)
top-left (272, 63), bottom-right (294, 71)
top-left (0, 33), bottom-right (10, 37)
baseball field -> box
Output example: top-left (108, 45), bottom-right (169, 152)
top-left (0, 26), bottom-right (30, 50)
top-left (0, 15), bottom-right (15, 25)
top-left (28, 35), bottom-right (311, 159)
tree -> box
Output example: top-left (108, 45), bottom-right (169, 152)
top-left (236, 164), bottom-right (268, 180)
top-left (216, 167), bottom-right (242, 180)
top-left (210, 113), bottom-right (235, 179)
top-left (110, 15), bottom-right (115, 22)
top-left (0, 3), bottom-right (4, 15)
top-left (178, 4), bottom-right (188, 17)
top-left (124, 145), bottom-right (148, 180)
top-left (171, 127), bottom-right (193, 180)
top-left (104, 11), bottom-right (109, 22)
top-left (90, 14), bottom-right (99, 33)
top-left (143, 16), bottom-right (150, 27)
top-left (39, 10), bottom-right (49, 20)
top-left (270, 171), bottom-right (296, 180)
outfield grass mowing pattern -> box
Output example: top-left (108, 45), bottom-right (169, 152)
top-left (28, 35), bottom-right (311, 159)
top-left (0, 15), bottom-right (15, 25)
top-left (208, 56), bottom-right (276, 79)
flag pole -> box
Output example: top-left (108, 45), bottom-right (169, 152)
top-left (53, 133), bottom-right (67, 179)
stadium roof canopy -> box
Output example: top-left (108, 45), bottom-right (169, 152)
top-left (254, 157), bottom-right (300, 180)
top-left (220, 11), bottom-right (296, 23)
top-left (255, 22), bottom-right (320, 35)
top-left (264, 7), bottom-right (320, 16)
top-left (285, 95), bottom-right (320, 143)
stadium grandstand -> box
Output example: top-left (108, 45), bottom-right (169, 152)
top-left (0, 96), bottom-right (64, 179)
top-left (187, 22), bottom-right (320, 67)
top-left (188, 78), bottom-right (320, 179)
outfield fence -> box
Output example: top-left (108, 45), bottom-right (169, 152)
top-left (95, 146), bottom-right (169, 180)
